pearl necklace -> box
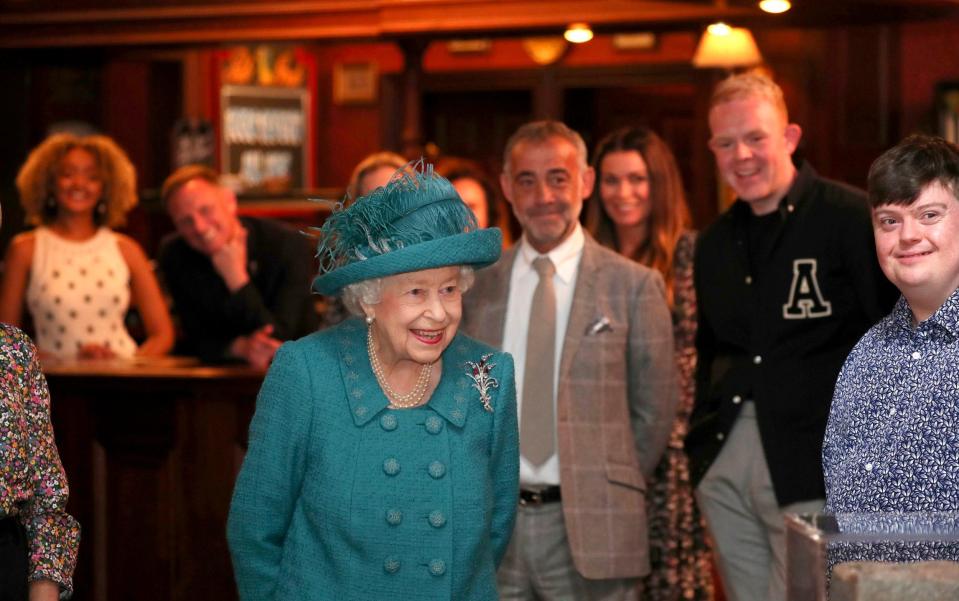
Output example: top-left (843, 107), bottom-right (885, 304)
top-left (367, 324), bottom-right (434, 408)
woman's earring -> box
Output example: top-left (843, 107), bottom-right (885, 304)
top-left (96, 201), bottom-right (107, 216)
top-left (365, 315), bottom-right (375, 325)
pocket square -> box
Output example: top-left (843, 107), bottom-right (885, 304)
top-left (586, 316), bottom-right (612, 335)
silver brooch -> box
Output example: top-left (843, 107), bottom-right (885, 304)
top-left (465, 353), bottom-right (499, 413)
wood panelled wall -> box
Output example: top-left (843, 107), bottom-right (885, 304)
top-left (2, 20), bottom-right (958, 255)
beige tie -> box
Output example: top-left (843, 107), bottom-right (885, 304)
top-left (521, 256), bottom-right (557, 467)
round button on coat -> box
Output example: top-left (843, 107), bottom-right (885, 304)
top-left (428, 559), bottom-right (446, 576)
top-left (380, 414), bottom-right (398, 431)
top-left (428, 510), bottom-right (446, 528)
top-left (385, 508), bottom-right (403, 526)
top-left (428, 461), bottom-right (446, 479)
top-left (384, 556), bottom-right (401, 574)
top-left (425, 416), bottom-right (443, 434)
top-left (383, 457), bottom-right (401, 476)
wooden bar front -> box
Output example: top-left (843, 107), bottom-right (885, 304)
top-left (44, 358), bottom-right (264, 601)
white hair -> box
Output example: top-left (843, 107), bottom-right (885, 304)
top-left (340, 265), bottom-right (476, 316)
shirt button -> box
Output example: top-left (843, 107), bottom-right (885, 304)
top-left (889, 407), bottom-right (897, 416)
top-left (384, 556), bottom-right (401, 574)
top-left (428, 559), bottom-right (446, 576)
top-left (428, 461), bottom-right (447, 479)
top-left (383, 458), bottom-right (401, 476)
top-left (753, 355), bottom-right (762, 365)
top-left (716, 432), bottom-right (725, 441)
top-left (380, 414), bottom-right (398, 431)
top-left (732, 395), bottom-right (742, 404)
top-left (428, 510), bottom-right (447, 528)
top-left (865, 463), bottom-right (874, 472)
top-left (911, 351), bottom-right (922, 360)
top-left (425, 416), bottom-right (443, 434)
top-left (745, 276), bottom-right (753, 285)
top-left (385, 508), bottom-right (403, 526)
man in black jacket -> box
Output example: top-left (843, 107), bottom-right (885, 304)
top-left (158, 165), bottom-right (317, 368)
top-left (688, 72), bottom-right (895, 601)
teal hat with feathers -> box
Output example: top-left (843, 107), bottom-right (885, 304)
top-left (312, 160), bottom-right (502, 295)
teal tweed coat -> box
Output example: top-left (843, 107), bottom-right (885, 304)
top-left (227, 318), bottom-right (519, 600)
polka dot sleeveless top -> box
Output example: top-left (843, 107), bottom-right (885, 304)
top-left (26, 227), bottom-right (137, 358)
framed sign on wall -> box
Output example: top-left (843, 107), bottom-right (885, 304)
top-left (213, 45), bottom-right (316, 195)
top-left (220, 84), bottom-right (309, 193)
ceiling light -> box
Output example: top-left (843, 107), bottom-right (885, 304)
top-left (759, 0), bottom-right (791, 14)
top-left (707, 21), bottom-right (732, 36)
top-left (564, 23), bottom-right (593, 44)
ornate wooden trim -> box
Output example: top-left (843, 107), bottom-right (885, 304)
top-left (0, 0), bottom-right (749, 48)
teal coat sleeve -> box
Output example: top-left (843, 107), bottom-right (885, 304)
top-left (226, 342), bottom-right (315, 600)
top-left (488, 351), bottom-right (519, 567)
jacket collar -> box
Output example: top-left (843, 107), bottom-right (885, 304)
top-left (336, 318), bottom-right (475, 428)
top-left (729, 159), bottom-right (816, 222)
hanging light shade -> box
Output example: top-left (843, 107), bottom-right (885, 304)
top-left (692, 24), bottom-right (763, 68)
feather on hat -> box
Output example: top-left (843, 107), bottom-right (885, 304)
top-left (312, 160), bottom-right (502, 295)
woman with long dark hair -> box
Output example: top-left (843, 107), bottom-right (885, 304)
top-left (585, 126), bottom-right (714, 600)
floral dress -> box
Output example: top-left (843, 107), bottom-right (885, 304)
top-left (0, 323), bottom-right (80, 595)
top-left (642, 231), bottom-right (714, 601)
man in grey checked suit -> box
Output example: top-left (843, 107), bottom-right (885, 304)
top-left (462, 120), bottom-right (679, 600)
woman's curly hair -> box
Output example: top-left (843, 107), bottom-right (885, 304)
top-left (16, 132), bottom-right (138, 228)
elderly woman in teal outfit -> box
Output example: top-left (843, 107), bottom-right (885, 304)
top-left (227, 164), bottom-right (519, 600)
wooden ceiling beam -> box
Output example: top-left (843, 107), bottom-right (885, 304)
top-left (1, 0), bottom-right (957, 48)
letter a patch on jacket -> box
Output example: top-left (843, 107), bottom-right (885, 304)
top-left (782, 259), bottom-right (832, 319)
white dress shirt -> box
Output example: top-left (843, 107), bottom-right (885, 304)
top-left (502, 223), bottom-right (585, 487)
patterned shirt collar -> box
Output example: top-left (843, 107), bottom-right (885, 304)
top-left (894, 286), bottom-right (959, 340)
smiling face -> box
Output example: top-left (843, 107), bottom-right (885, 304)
top-left (598, 150), bottom-right (651, 230)
top-left (55, 147), bottom-right (104, 217)
top-left (501, 135), bottom-right (594, 253)
top-left (874, 183), bottom-right (959, 321)
top-left (166, 178), bottom-right (240, 256)
top-left (363, 266), bottom-right (464, 368)
top-left (709, 94), bottom-right (801, 215)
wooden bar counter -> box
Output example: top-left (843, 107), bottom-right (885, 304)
top-left (43, 357), bottom-right (265, 601)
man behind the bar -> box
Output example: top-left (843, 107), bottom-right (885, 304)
top-left (688, 72), bottom-right (895, 601)
top-left (158, 165), bottom-right (317, 368)
top-left (462, 120), bottom-right (678, 600)
top-left (823, 135), bottom-right (959, 562)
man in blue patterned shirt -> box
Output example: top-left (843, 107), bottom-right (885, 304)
top-left (823, 134), bottom-right (959, 561)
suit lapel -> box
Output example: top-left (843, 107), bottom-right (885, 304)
top-left (470, 247), bottom-right (517, 349)
top-left (559, 236), bottom-right (600, 383)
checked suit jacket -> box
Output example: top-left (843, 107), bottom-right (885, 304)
top-left (461, 233), bottom-right (679, 579)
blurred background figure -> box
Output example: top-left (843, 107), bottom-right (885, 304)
top-left (437, 157), bottom-right (514, 247)
top-left (159, 165), bottom-right (318, 368)
top-left (318, 150), bottom-right (410, 328)
top-left (0, 200), bottom-right (81, 601)
top-left (0, 133), bottom-right (174, 359)
top-left (346, 151), bottom-right (407, 200)
top-left (586, 126), bottom-right (714, 601)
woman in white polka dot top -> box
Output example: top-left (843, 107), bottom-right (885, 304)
top-left (0, 133), bottom-right (174, 359)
